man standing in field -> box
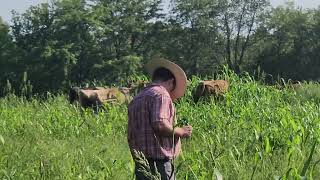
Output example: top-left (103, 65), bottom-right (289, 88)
top-left (127, 58), bottom-right (193, 180)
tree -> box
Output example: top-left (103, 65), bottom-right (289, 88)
top-left (216, 0), bottom-right (270, 73)
top-left (162, 0), bottom-right (269, 75)
top-left (256, 3), bottom-right (320, 81)
top-left (0, 17), bottom-right (22, 96)
top-left (10, 0), bottom-right (101, 92)
top-left (89, 0), bottom-right (162, 82)
top-left (153, 0), bottom-right (224, 76)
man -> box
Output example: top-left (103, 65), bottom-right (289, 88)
top-left (127, 58), bottom-right (193, 180)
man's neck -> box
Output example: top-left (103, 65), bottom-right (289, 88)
top-left (153, 81), bottom-right (172, 94)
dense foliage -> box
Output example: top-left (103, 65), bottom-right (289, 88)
top-left (0, 0), bottom-right (319, 96)
top-left (1, 71), bottom-right (320, 179)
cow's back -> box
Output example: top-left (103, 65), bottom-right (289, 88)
top-left (193, 80), bottom-right (229, 102)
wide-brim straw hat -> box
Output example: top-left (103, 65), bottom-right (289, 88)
top-left (146, 58), bottom-right (187, 99)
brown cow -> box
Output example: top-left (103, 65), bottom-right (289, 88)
top-left (193, 80), bottom-right (229, 102)
top-left (69, 86), bottom-right (131, 108)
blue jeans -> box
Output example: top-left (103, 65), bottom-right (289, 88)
top-left (135, 158), bottom-right (174, 180)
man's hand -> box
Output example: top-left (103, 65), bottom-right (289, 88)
top-left (152, 121), bottom-right (192, 138)
top-left (174, 125), bottom-right (193, 138)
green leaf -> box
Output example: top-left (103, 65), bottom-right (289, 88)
top-left (214, 168), bottom-right (223, 180)
top-left (0, 135), bottom-right (4, 145)
top-left (265, 137), bottom-right (271, 154)
top-left (300, 140), bottom-right (317, 176)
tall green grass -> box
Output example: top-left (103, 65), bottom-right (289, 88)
top-left (0, 70), bottom-right (319, 179)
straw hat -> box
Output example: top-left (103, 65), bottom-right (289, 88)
top-left (146, 58), bottom-right (187, 99)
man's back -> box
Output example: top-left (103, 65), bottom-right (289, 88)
top-left (127, 84), bottom-right (181, 159)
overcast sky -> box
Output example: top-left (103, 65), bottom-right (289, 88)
top-left (1, 0), bottom-right (320, 23)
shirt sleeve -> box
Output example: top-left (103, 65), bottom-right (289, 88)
top-left (150, 94), bottom-right (173, 123)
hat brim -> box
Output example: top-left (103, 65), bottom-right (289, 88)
top-left (146, 58), bottom-right (187, 99)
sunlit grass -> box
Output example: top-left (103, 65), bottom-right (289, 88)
top-left (0, 70), bottom-right (319, 179)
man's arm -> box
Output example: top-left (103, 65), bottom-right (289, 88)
top-left (152, 121), bottom-right (192, 138)
top-left (150, 94), bottom-right (192, 138)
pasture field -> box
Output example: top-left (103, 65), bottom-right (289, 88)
top-left (1, 71), bottom-right (320, 179)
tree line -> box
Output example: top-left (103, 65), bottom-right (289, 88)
top-left (0, 0), bottom-right (319, 96)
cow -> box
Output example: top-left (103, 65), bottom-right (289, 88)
top-left (69, 86), bottom-right (131, 109)
top-left (193, 80), bottom-right (229, 102)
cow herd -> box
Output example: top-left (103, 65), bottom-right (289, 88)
top-left (69, 80), bottom-right (230, 109)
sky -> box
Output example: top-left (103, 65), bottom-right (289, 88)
top-left (1, 0), bottom-right (320, 23)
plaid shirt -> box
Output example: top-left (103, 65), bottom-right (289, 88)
top-left (127, 84), bottom-right (181, 159)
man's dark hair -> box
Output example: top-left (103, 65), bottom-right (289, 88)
top-left (152, 67), bottom-right (175, 82)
